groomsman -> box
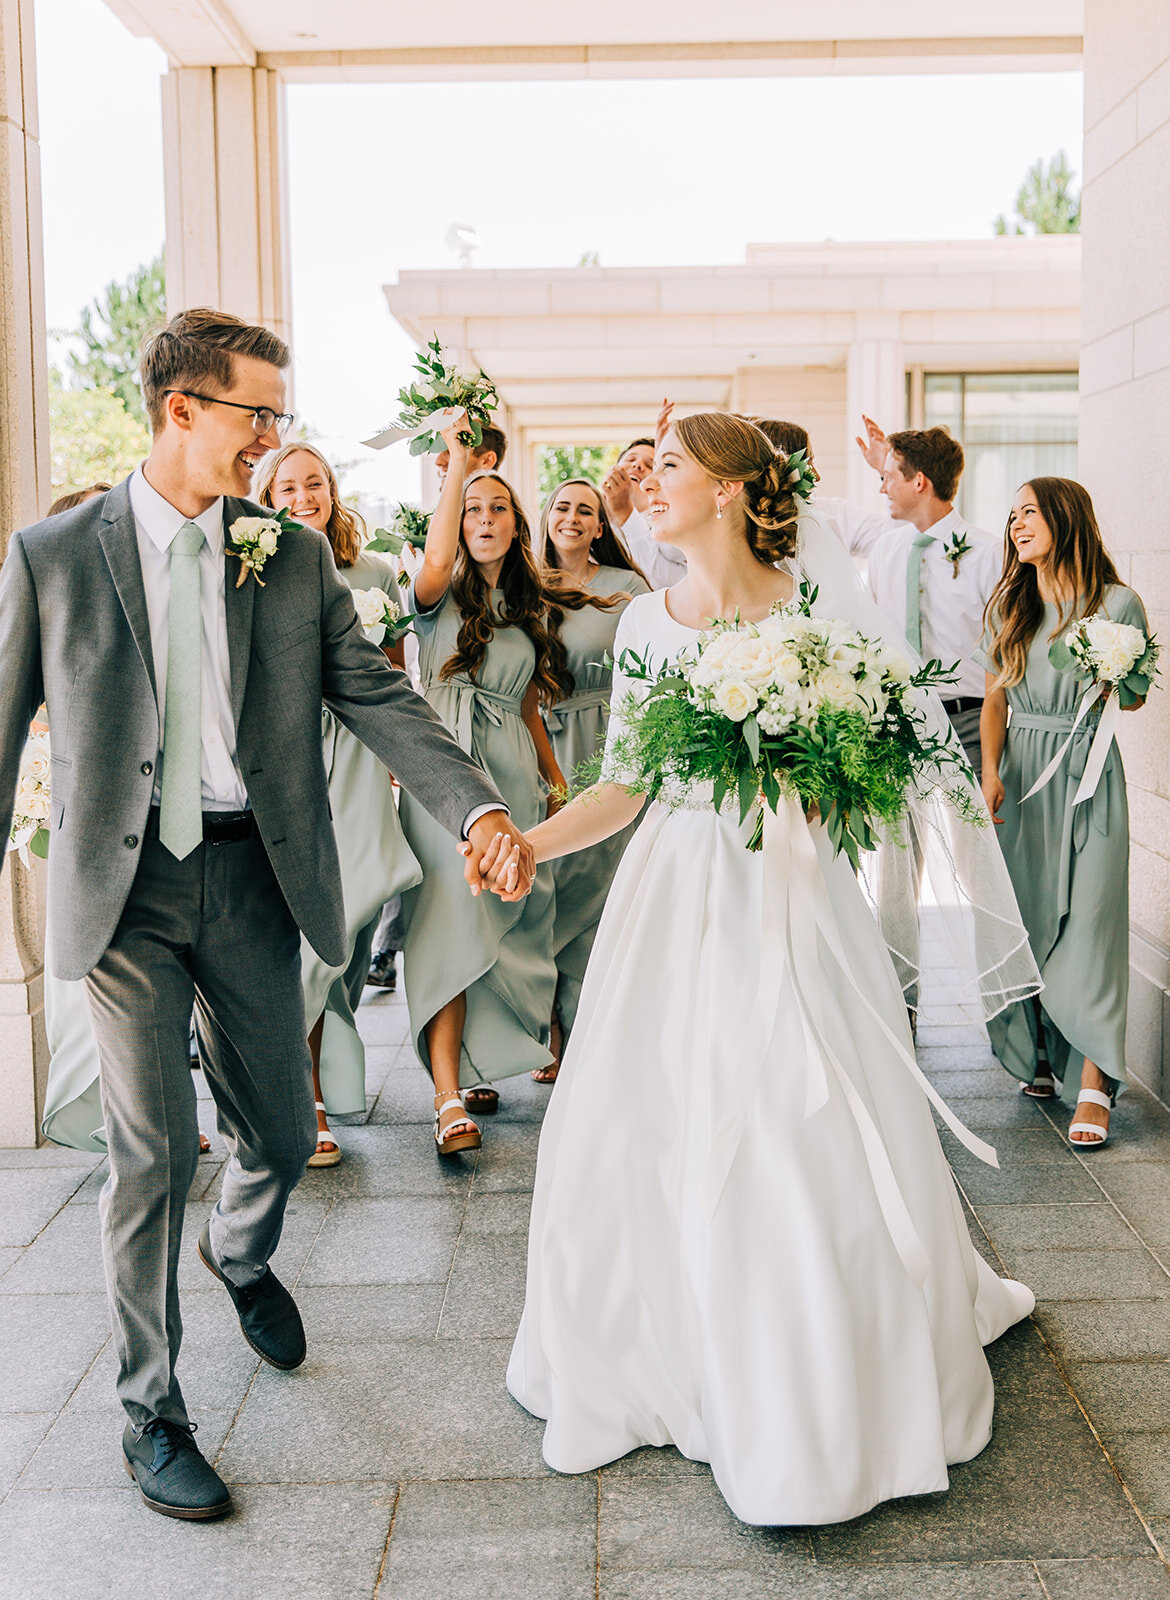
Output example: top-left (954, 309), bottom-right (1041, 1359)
top-left (0, 308), bottom-right (531, 1520)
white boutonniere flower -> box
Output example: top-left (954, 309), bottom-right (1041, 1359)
top-left (227, 508), bottom-right (302, 588)
top-left (941, 530), bottom-right (971, 579)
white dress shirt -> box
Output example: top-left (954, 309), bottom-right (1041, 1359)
top-left (834, 501), bottom-right (1002, 700)
top-left (619, 509), bottom-right (687, 590)
top-left (129, 468), bottom-right (249, 810)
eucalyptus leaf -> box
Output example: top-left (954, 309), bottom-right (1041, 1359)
top-left (29, 826), bottom-right (49, 860)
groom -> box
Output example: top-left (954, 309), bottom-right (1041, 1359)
top-left (0, 307), bottom-right (534, 1520)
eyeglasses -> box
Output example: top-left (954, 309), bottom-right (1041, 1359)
top-left (163, 391), bottom-right (295, 439)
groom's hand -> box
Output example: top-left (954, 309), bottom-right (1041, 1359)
top-left (462, 811), bottom-right (534, 901)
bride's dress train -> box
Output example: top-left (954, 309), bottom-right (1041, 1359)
top-left (506, 591), bottom-right (1033, 1528)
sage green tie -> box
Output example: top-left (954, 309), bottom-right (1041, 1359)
top-left (159, 520), bottom-right (205, 860)
top-left (904, 530), bottom-right (935, 654)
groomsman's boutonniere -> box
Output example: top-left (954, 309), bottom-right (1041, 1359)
top-left (941, 530), bottom-right (971, 579)
top-left (227, 508), bottom-right (302, 588)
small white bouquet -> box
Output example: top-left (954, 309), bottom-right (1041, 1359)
top-left (604, 583), bottom-right (968, 863)
top-left (7, 730), bottom-right (51, 865)
top-left (368, 505), bottom-right (430, 588)
top-left (362, 336), bottom-right (500, 456)
top-left (352, 587), bottom-right (414, 649)
top-left (1050, 614), bottom-right (1159, 706)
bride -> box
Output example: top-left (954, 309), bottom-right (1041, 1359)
top-left (489, 412), bottom-right (1036, 1527)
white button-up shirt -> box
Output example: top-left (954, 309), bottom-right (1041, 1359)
top-left (828, 500), bottom-right (1003, 700)
top-left (619, 508), bottom-right (687, 590)
top-left (129, 468), bottom-right (249, 810)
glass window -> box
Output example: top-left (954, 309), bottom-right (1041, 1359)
top-left (923, 372), bottom-right (1078, 534)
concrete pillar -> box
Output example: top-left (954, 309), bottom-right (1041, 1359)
top-left (845, 325), bottom-right (904, 508)
top-left (0, 0), bottom-right (50, 1145)
top-left (1080, 2), bottom-right (1170, 1099)
top-left (161, 66), bottom-right (291, 346)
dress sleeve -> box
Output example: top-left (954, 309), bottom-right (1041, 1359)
top-left (1110, 586), bottom-right (1151, 634)
top-left (408, 576), bottom-right (447, 630)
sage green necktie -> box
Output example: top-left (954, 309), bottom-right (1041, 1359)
top-left (159, 520), bottom-right (206, 860)
top-left (904, 530), bottom-right (936, 654)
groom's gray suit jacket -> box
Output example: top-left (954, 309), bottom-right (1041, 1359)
top-left (0, 477), bottom-right (503, 981)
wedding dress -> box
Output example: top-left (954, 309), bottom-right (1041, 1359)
top-left (506, 585), bottom-right (1035, 1527)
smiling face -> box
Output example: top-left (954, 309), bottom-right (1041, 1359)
top-left (640, 427), bottom-right (724, 545)
top-left (879, 448), bottom-right (923, 523)
top-left (462, 476), bottom-right (518, 569)
top-left (265, 448), bottom-right (334, 533)
top-left (165, 353), bottom-right (287, 502)
top-left (619, 443), bottom-right (655, 484)
top-left (1007, 483), bottom-right (1055, 567)
top-left (546, 482), bottom-right (603, 565)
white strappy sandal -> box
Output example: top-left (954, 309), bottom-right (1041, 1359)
top-left (1020, 1074), bottom-right (1057, 1099)
top-left (1068, 1087), bottom-right (1113, 1149)
top-left (307, 1100), bottom-right (341, 1167)
top-left (433, 1093), bottom-right (481, 1157)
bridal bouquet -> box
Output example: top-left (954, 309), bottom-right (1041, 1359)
top-left (1049, 613), bottom-right (1159, 707)
top-left (7, 731), bottom-right (51, 865)
top-left (606, 586), bottom-right (969, 864)
top-left (363, 336), bottom-right (500, 455)
top-left (352, 587), bottom-right (414, 649)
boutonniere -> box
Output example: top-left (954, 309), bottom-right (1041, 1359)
top-left (941, 530), bottom-right (971, 579)
top-left (227, 508), bottom-right (302, 588)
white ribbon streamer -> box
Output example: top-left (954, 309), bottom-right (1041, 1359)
top-left (1019, 679), bottom-right (1120, 807)
top-left (362, 405), bottom-right (468, 452)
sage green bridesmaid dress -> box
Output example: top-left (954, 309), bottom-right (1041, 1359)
top-left (546, 565), bottom-right (649, 1037)
top-left (398, 585), bottom-right (557, 1086)
top-left (978, 584), bottom-right (1148, 1103)
top-left (303, 549), bottom-right (423, 1116)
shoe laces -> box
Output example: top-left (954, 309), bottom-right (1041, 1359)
top-left (142, 1418), bottom-right (199, 1470)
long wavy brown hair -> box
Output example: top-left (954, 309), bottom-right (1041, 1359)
top-left (442, 471), bottom-right (568, 706)
top-left (984, 477), bottom-right (1123, 689)
top-left (538, 478), bottom-right (648, 583)
top-left (255, 442), bottom-right (365, 567)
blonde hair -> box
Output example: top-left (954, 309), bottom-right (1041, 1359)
top-left (673, 412), bottom-right (799, 565)
top-left (255, 442), bottom-right (365, 568)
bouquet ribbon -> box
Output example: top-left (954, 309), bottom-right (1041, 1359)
top-left (1018, 680), bottom-right (1120, 806)
top-left (362, 406), bottom-right (468, 452)
top-left (703, 796), bottom-right (999, 1289)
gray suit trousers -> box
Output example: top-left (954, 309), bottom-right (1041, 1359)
top-left (84, 825), bottom-right (317, 1428)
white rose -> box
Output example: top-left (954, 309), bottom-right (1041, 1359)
top-left (713, 677), bottom-right (758, 722)
top-left (855, 675), bottom-right (888, 717)
top-left (23, 746), bottom-right (51, 782)
top-left (254, 530), bottom-right (276, 557)
top-left (724, 634), bottom-right (780, 687)
top-left (352, 589), bottom-right (386, 629)
top-left (825, 640), bottom-right (865, 674)
top-left (22, 790), bottom-right (49, 821)
top-left (770, 646), bottom-right (804, 685)
top-left (230, 516), bottom-right (271, 542)
top-left (880, 650), bottom-right (912, 684)
top-left (699, 631), bottom-right (739, 669)
top-left (818, 667), bottom-right (863, 711)
top-left (17, 773), bottom-right (41, 801)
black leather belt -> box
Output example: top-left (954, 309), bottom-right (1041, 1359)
top-left (145, 807), bottom-right (255, 844)
top-left (941, 697), bottom-right (983, 715)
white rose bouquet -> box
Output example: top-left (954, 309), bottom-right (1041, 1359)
top-left (227, 507), bottom-right (302, 588)
top-left (7, 730), bottom-right (52, 866)
top-left (367, 505), bottom-right (430, 588)
top-left (604, 584), bottom-right (971, 863)
top-left (1049, 613), bottom-right (1159, 707)
top-left (363, 336), bottom-right (500, 456)
top-left (351, 587), bottom-right (415, 649)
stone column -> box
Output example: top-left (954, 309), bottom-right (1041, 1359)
top-left (161, 66), bottom-right (291, 347)
top-left (845, 325), bottom-right (904, 507)
top-left (1081, 3), bottom-right (1170, 1098)
top-left (0, 0), bottom-right (50, 1145)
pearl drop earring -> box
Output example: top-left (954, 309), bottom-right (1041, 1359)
top-left (716, 502), bottom-right (723, 521)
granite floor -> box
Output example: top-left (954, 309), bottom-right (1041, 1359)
top-left (2, 972), bottom-right (1170, 1600)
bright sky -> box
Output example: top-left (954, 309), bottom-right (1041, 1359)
top-left (35, 0), bottom-right (1084, 506)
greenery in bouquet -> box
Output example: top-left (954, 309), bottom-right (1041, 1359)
top-left (1049, 613), bottom-right (1159, 709)
top-left (352, 587), bottom-right (416, 649)
top-left (368, 506), bottom-right (430, 589)
top-left (602, 584), bottom-right (975, 866)
top-left (391, 336), bottom-right (499, 455)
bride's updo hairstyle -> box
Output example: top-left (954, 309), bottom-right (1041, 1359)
top-left (673, 412), bottom-right (800, 566)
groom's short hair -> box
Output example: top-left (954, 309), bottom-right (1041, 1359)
top-left (140, 307), bottom-right (291, 433)
top-left (887, 427), bottom-right (964, 503)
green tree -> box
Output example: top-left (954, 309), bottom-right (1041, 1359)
top-left (63, 250), bottom-right (166, 424)
top-left (994, 151), bottom-right (1081, 235)
top-left (537, 444), bottom-right (621, 502)
top-left (48, 366), bottom-right (152, 496)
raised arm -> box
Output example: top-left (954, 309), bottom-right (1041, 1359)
top-left (414, 423), bottom-right (472, 611)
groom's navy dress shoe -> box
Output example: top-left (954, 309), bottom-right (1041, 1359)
top-left (198, 1222), bottom-right (307, 1371)
top-left (123, 1418), bottom-right (232, 1520)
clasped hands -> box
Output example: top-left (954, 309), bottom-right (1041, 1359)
top-left (461, 811), bottom-right (533, 903)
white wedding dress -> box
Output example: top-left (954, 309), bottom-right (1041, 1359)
top-left (506, 589), bottom-right (1034, 1527)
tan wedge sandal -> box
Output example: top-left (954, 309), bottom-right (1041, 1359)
top-left (434, 1093), bottom-right (481, 1157)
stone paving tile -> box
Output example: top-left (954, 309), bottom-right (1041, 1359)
top-left (1102, 1435), bottom-right (1170, 1517)
top-left (368, 1067), bottom-right (437, 1126)
top-left (941, 1127), bottom-right (1073, 1167)
top-left (0, 1248), bottom-right (22, 1281)
top-left (0, 1414), bottom-right (53, 1496)
top-left (0, 1149), bottom-right (100, 1170)
top-left (603, 1446), bottom-right (711, 1479)
top-left (298, 1196), bottom-right (463, 1286)
top-left (1037, 1559), bottom-right (1170, 1598)
top-left (998, 1249), bottom-right (1170, 1304)
top-left (16, 1405), bottom-right (235, 1490)
top-left (296, 1284), bottom-right (445, 1342)
top-left (1062, 1362), bottom-right (1170, 1436)
top-left (382, 1478), bottom-right (596, 1600)
top-left (953, 1162), bottom-right (1105, 1206)
top-left (1091, 1165), bottom-right (1170, 1248)
top-left (936, 1097), bottom-right (1069, 1132)
top-left (436, 1231), bottom-right (528, 1340)
top-left (0, 1166), bottom-right (92, 1246)
top-left (469, 1121), bottom-right (541, 1194)
top-left (600, 1565), bottom-right (1049, 1600)
top-left (217, 1337), bottom-right (549, 1483)
top-left (0, 1204), bottom-right (107, 1295)
top-left (0, 1482), bottom-right (398, 1600)
top-left (1034, 1301), bottom-right (1170, 1362)
top-left (296, 1125), bottom-right (474, 1200)
top-left (0, 1294), bottom-right (111, 1411)
top-left (917, 1044), bottom-right (1004, 1071)
top-left (976, 1203), bottom-right (1143, 1254)
top-left (599, 1476), bottom-right (810, 1573)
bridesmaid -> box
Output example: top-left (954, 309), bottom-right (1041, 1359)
top-left (258, 443), bottom-right (422, 1167)
top-left (399, 426), bottom-right (565, 1153)
top-left (980, 478), bottom-right (1149, 1148)
top-left (537, 479), bottom-right (649, 1074)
